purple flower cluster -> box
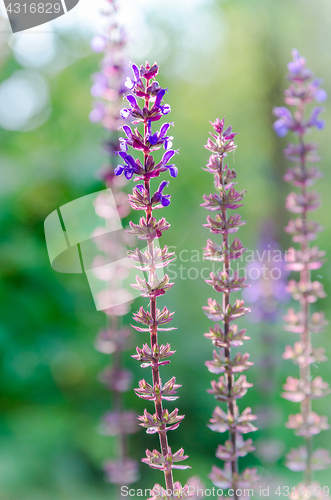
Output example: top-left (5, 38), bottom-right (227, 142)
top-left (273, 49), bottom-right (326, 138)
top-left (201, 118), bottom-right (259, 498)
top-left (273, 49), bottom-right (330, 493)
top-left (118, 61), bottom-right (190, 498)
top-left (90, 0), bottom-right (130, 187)
top-left (114, 72), bottom-right (177, 182)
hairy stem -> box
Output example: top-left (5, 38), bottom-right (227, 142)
top-left (299, 128), bottom-right (312, 485)
top-left (143, 88), bottom-right (174, 493)
top-left (220, 160), bottom-right (239, 497)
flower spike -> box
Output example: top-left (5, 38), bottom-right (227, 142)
top-left (201, 118), bottom-right (259, 498)
top-left (90, 0), bottom-right (140, 489)
top-left (118, 61), bottom-right (191, 497)
top-left (273, 49), bottom-right (330, 491)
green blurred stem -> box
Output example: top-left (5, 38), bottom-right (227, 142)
top-left (111, 315), bottom-right (129, 500)
top-left (113, 321), bottom-right (127, 463)
top-left (299, 122), bottom-right (312, 486)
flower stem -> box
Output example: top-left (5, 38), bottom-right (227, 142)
top-left (299, 132), bottom-right (312, 485)
top-left (220, 162), bottom-right (239, 495)
top-left (143, 91), bottom-right (174, 494)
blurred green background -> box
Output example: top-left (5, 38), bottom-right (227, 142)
top-left (1, 0), bottom-right (331, 498)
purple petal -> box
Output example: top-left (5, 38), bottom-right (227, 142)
top-left (168, 165), bottom-right (178, 178)
top-left (161, 195), bottom-right (171, 207)
top-left (162, 150), bottom-right (175, 165)
top-left (223, 126), bottom-right (232, 135)
top-left (118, 151), bottom-right (128, 160)
top-left (126, 95), bottom-right (138, 108)
top-left (155, 88), bottom-right (166, 107)
top-left (120, 108), bottom-right (131, 119)
top-left (159, 180), bottom-right (169, 192)
top-left (308, 107), bottom-right (325, 129)
top-left (273, 106), bottom-right (293, 121)
top-left (122, 125), bottom-right (133, 138)
top-left (310, 106), bottom-right (324, 118)
top-left (288, 61), bottom-right (301, 74)
top-left (114, 165), bottom-right (124, 176)
top-left (148, 132), bottom-right (158, 145)
top-left (314, 89), bottom-right (327, 103)
top-left (125, 155), bottom-right (136, 168)
top-left (119, 140), bottom-right (128, 152)
top-left (316, 119), bottom-right (325, 130)
top-left (159, 123), bottom-right (171, 137)
top-left (164, 137), bottom-right (173, 150)
top-left (125, 169), bottom-right (134, 180)
top-left (273, 119), bottom-right (289, 137)
top-left (161, 104), bottom-right (171, 115)
top-left (124, 77), bottom-right (135, 90)
top-left (312, 78), bottom-right (322, 88)
top-left (131, 63), bottom-right (140, 82)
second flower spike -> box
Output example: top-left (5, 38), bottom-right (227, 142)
top-left (201, 118), bottom-right (259, 498)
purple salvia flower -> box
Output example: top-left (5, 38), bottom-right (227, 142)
top-left (273, 50), bottom-right (327, 139)
top-left (201, 118), bottom-right (259, 499)
top-left (114, 152), bottom-right (140, 179)
top-left (273, 49), bottom-right (330, 491)
top-left (89, 0), bottom-right (132, 186)
top-left (147, 120), bottom-right (174, 150)
top-left (118, 61), bottom-right (191, 498)
top-left (125, 63), bottom-right (141, 91)
top-left (273, 107), bottom-right (295, 137)
top-left (307, 106), bottom-right (325, 130)
top-left (151, 181), bottom-right (171, 207)
top-left (90, 0), bottom-right (140, 489)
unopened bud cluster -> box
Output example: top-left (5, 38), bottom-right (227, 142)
top-left (201, 118), bottom-right (259, 497)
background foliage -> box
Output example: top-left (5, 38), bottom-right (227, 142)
top-left (1, 0), bottom-right (331, 497)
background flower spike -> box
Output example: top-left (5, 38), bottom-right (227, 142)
top-left (273, 49), bottom-right (330, 497)
top-left (201, 118), bottom-right (259, 499)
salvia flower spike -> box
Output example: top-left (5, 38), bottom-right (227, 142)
top-left (90, 0), bottom-right (140, 490)
top-left (116, 61), bottom-right (191, 498)
top-left (202, 118), bottom-right (259, 498)
top-left (273, 49), bottom-right (330, 494)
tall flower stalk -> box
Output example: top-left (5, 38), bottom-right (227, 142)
top-left (201, 118), bottom-right (259, 498)
top-left (90, 0), bottom-right (139, 491)
top-left (273, 49), bottom-right (331, 493)
top-left (115, 61), bottom-right (191, 499)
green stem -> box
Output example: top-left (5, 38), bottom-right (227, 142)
top-left (298, 105), bottom-right (312, 485)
